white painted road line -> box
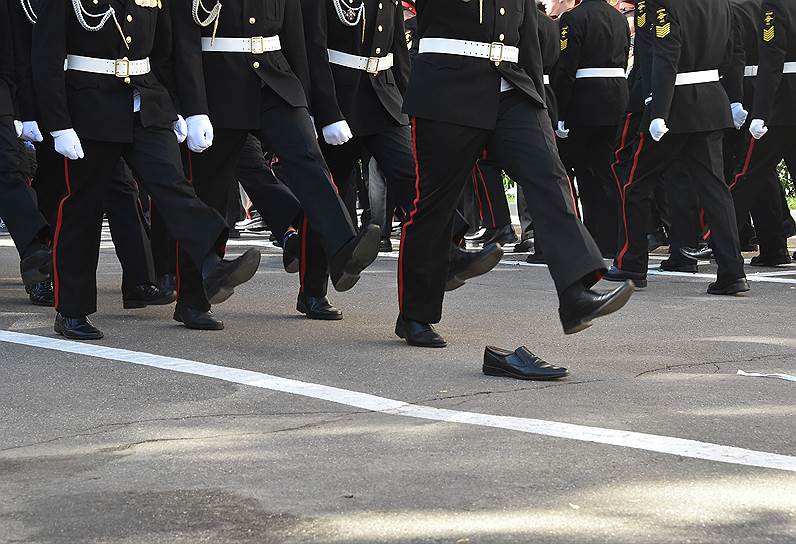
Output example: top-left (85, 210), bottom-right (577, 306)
top-left (1, 330), bottom-right (794, 472)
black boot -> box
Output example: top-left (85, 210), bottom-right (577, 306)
top-left (173, 304), bottom-right (224, 330)
top-left (329, 224), bottom-right (381, 292)
top-left (202, 248), bottom-right (261, 305)
top-left (297, 292), bottom-right (343, 320)
top-left (395, 315), bottom-right (447, 348)
top-left (54, 313), bottom-right (103, 340)
top-left (446, 243), bottom-right (504, 291)
top-left (123, 282), bottom-right (177, 309)
top-left (558, 280), bottom-right (635, 335)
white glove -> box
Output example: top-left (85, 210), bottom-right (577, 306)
top-left (14, 120), bottom-right (23, 138)
top-left (322, 120), bottom-right (353, 146)
top-left (749, 119), bottom-right (768, 140)
top-left (51, 129), bottom-right (85, 160)
top-left (173, 115), bottom-right (188, 144)
top-left (186, 114), bottom-right (214, 153)
top-left (21, 121), bottom-right (44, 142)
top-left (730, 103), bottom-right (748, 130)
top-left (649, 118), bottom-right (669, 142)
top-left (555, 120), bottom-right (570, 139)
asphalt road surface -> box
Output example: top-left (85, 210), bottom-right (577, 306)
top-left (1, 230), bottom-right (794, 544)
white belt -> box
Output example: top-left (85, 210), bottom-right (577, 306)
top-left (418, 38), bottom-right (519, 64)
top-left (744, 65), bottom-right (758, 77)
top-left (784, 62), bottom-right (796, 74)
top-left (543, 74), bottom-right (550, 85)
top-left (575, 68), bottom-right (626, 79)
top-left (65, 54), bottom-right (150, 78)
top-left (327, 49), bottom-right (394, 74)
top-left (201, 36), bottom-right (281, 54)
top-left (674, 69), bottom-right (719, 86)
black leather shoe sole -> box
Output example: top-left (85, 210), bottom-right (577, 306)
top-left (173, 308), bottom-right (225, 330)
top-left (395, 319), bottom-right (447, 348)
top-left (206, 248), bottom-right (261, 305)
top-left (561, 281), bottom-right (635, 335)
top-left (482, 364), bottom-right (568, 380)
top-left (296, 300), bottom-right (343, 321)
top-left (20, 249), bottom-right (52, 287)
top-left (707, 279), bottom-right (750, 295)
top-left (446, 244), bottom-right (504, 291)
top-left (123, 292), bottom-right (177, 309)
top-left (331, 225), bottom-right (380, 292)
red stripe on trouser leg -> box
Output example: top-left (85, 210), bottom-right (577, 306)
top-left (699, 209), bottom-right (711, 242)
top-left (471, 168), bottom-right (484, 224)
top-left (616, 133), bottom-right (646, 268)
top-left (729, 138), bottom-right (756, 191)
top-left (475, 160), bottom-right (497, 228)
top-left (52, 158), bottom-right (72, 311)
top-left (299, 215), bottom-right (309, 292)
top-left (398, 117), bottom-right (423, 314)
top-left (611, 113), bottom-right (633, 203)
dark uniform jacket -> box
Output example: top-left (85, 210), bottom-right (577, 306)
top-left (171, 0), bottom-right (312, 130)
top-left (553, 0), bottom-right (630, 127)
top-left (647, 0), bottom-right (734, 134)
top-left (626, 0), bottom-right (653, 113)
top-left (538, 8), bottom-right (560, 126)
top-left (0, 0), bottom-right (17, 117)
top-left (301, 0), bottom-right (411, 135)
top-left (403, 0), bottom-right (547, 130)
top-left (32, 0), bottom-right (177, 142)
top-left (10, 0), bottom-right (37, 122)
top-left (751, 0), bottom-right (796, 125)
top-left (723, 0), bottom-right (761, 106)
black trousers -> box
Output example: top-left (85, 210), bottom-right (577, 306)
top-left (472, 157), bottom-right (512, 229)
top-left (400, 91), bottom-right (605, 324)
top-left (0, 116), bottom-right (49, 257)
top-left (34, 139), bottom-right (156, 292)
top-left (177, 88), bottom-right (355, 311)
top-left (729, 127), bottom-right (795, 255)
top-left (613, 126), bottom-right (744, 282)
top-left (661, 159), bottom-right (701, 259)
top-left (53, 121), bottom-right (226, 317)
top-left (300, 124), bottom-right (417, 298)
top-left (561, 125), bottom-right (621, 256)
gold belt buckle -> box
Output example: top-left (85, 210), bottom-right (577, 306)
top-left (251, 36), bottom-right (265, 55)
top-left (489, 42), bottom-right (505, 64)
top-left (366, 57), bottom-right (381, 74)
top-left (114, 58), bottom-right (131, 78)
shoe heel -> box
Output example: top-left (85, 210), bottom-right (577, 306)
top-left (481, 365), bottom-right (504, 377)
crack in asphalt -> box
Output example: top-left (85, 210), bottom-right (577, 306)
top-left (633, 352), bottom-right (792, 378)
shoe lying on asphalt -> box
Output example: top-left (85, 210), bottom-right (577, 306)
top-left (202, 248), bottom-right (261, 305)
top-left (483, 346), bottom-right (568, 380)
top-left (329, 225), bottom-right (381, 292)
top-left (604, 265), bottom-right (647, 288)
top-left (123, 282), bottom-right (177, 309)
top-left (707, 278), bottom-right (750, 295)
top-left (27, 280), bottom-right (54, 306)
top-left (446, 243), bottom-right (504, 291)
top-left (395, 315), bottom-right (447, 348)
top-left (55, 313), bottom-right (103, 340)
top-left (173, 304), bottom-right (225, 330)
top-left (559, 280), bottom-right (635, 335)
top-left (297, 293), bottom-right (343, 320)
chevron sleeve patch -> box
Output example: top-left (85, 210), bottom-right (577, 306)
top-left (655, 7), bottom-right (671, 39)
top-left (763, 11), bottom-right (776, 42)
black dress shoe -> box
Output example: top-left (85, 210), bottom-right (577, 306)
top-left (395, 315), bottom-right (447, 348)
top-left (158, 273), bottom-right (177, 298)
top-left (525, 251), bottom-right (546, 264)
top-left (681, 245), bottom-right (713, 261)
top-left (604, 265), bottom-right (647, 288)
top-left (20, 246), bottom-right (52, 287)
top-left (707, 278), bottom-right (750, 295)
top-left (282, 231), bottom-right (300, 274)
top-left (27, 280), bottom-right (54, 306)
top-left (513, 239), bottom-right (533, 253)
top-left (749, 250), bottom-right (792, 267)
top-left (559, 280), bottom-right (635, 335)
top-left (378, 238), bottom-right (393, 252)
top-left (483, 224), bottom-right (519, 246)
top-left (446, 243), bottom-right (504, 291)
top-left (659, 258), bottom-right (698, 273)
top-left (202, 248), bottom-right (261, 305)
top-left (173, 305), bottom-right (224, 330)
top-left (464, 227), bottom-right (488, 242)
top-left (483, 346), bottom-right (568, 380)
top-left (123, 282), bottom-right (177, 309)
top-left (297, 293), bottom-right (343, 320)
top-left (54, 313), bottom-right (103, 340)
top-left (329, 224), bottom-right (381, 292)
